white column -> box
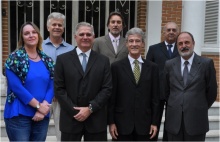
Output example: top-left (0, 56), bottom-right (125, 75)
top-left (145, 0), bottom-right (162, 56)
top-left (181, 1), bottom-right (206, 55)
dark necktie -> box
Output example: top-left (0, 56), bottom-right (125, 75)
top-left (167, 44), bottom-right (173, 58)
top-left (81, 53), bottom-right (87, 72)
top-left (183, 61), bottom-right (189, 86)
top-left (133, 60), bottom-right (140, 84)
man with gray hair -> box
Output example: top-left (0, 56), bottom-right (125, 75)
top-left (42, 12), bottom-right (74, 141)
top-left (108, 27), bottom-right (160, 141)
top-left (54, 22), bottom-right (112, 141)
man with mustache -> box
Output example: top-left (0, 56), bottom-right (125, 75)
top-left (146, 22), bottom-right (179, 141)
top-left (108, 27), bottom-right (160, 141)
top-left (93, 11), bottom-right (128, 65)
top-left (42, 12), bottom-right (74, 141)
top-left (163, 32), bottom-right (217, 141)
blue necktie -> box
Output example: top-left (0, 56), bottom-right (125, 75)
top-left (167, 44), bottom-right (173, 58)
top-left (183, 61), bottom-right (189, 86)
top-left (81, 53), bottom-right (87, 72)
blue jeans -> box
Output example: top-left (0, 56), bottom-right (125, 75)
top-left (4, 115), bottom-right (49, 141)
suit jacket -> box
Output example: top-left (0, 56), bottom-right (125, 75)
top-left (164, 54), bottom-right (217, 135)
top-left (146, 41), bottom-right (179, 100)
top-left (54, 48), bottom-right (112, 134)
top-left (108, 57), bottom-right (160, 135)
top-left (93, 35), bottom-right (128, 64)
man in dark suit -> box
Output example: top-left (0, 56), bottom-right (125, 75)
top-left (146, 21), bottom-right (179, 141)
top-left (54, 22), bottom-right (112, 141)
top-left (108, 27), bottom-right (160, 141)
top-left (93, 11), bottom-right (128, 64)
top-left (164, 32), bottom-right (217, 141)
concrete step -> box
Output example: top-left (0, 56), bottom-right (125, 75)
top-left (1, 130), bottom-right (219, 141)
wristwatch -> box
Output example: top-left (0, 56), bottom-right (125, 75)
top-left (36, 103), bottom-right (40, 109)
top-left (88, 104), bottom-right (93, 113)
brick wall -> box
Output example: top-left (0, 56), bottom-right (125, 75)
top-left (161, 0), bottom-right (182, 41)
top-left (2, 0), bottom-right (9, 74)
top-left (137, 1), bottom-right (147, 57)
top-left (202, 54), bottom-right (220, 102)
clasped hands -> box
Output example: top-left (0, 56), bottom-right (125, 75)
top-left (32, 101), bottom-right (51, 122)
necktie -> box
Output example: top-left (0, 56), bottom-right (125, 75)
top-left (167, 44), bottom-right (173, 58)
top-left (133, 60), bottom-right (140, 84)
top-left (81, 53), bottom-right (87, 72)
top-left (183, 61), bottom-right (189, 86)
top-left (113, 39), bottom-right (118, 53)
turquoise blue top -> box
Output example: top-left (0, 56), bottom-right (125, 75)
top-left (4, 59), bottom-right (53, 118)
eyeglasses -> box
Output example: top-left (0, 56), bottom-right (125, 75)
top-left (166, 28), bottom-right (177, 32)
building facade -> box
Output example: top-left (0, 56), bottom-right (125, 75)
top-left (0, 0), bottom-right (219, 100)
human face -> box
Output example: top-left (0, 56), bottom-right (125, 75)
top-left (108, 15), bottom-right (123, 37)
top-left (126, 34), bottom-right (144, 59)
top-left (74, 26), bottom-right (94, 52)
top-left (177, 33), bottom-right (195, 60)
top-left (47, 18), bottom-right (64, 39)
top-left (164, 22), bottom-right (178, 44)
top-left (22, 24), bottom-right (39, 48)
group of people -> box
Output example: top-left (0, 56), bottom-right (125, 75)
top-left (4, 11), bottom-right (217, 142)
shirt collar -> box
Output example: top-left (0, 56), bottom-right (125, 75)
top-left (76, 47), bottom-right (91, 58)
top-left (128, 54), bottom-right (144, 64)
top-left (181, 52), bottom-right (195, 66)
top-left (109, 33), bottom-right (120, 42)
top-left (44, 37), bottom-right (66, 47)
top-left (164, 41), bottom-right (175, 47)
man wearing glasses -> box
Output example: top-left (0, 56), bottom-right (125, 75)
top-left (146, 22), bottom-right (180, 141)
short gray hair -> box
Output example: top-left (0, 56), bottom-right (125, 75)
top-left (75, 22), bottom-right (95, 35)
top-left (125, 27), bottom-right (145, 42)
top-left (47, 12), bottom-right (65, 27)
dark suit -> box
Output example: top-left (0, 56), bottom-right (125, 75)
top-left (54, 48), bottom-right (112, 138)
top-left (108, 57), bottom-right (160, 140)
top-left (146, 41), bottom-right (179, 140)
top-left (93, 35), bottom-right (128, 64)
top-left (164, 54), bottom-right (217, 140)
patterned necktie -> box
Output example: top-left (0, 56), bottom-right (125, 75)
top-left (113, 39), bottom-right (118, 54)
top-left (167, 44), bottom-right (173, 58)
top-left (133, 60), bottom-right (140, 84)
top-left (81, 53), bottom-right (87, 72)
top-left (183, 61), bottom-right (189, 86)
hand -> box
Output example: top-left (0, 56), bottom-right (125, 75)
top-left (38, 103), bottom-right (50, 116)
top-left (149, 125), bottom-right (157, 139)
top-left (32, 111), bottom-right (45, 121)
top-left (109, 124), bottom-right (118, 140)
top-left (73, 107), bottom-right (91, 122)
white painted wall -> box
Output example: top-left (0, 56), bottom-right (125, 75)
top-left (145, 0), bottom-right (162, 57)
top-left (181, 1), bottom-right (206, 55)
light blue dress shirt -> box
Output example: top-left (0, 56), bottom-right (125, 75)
top-left (42, 37), bottom-right (74, 62)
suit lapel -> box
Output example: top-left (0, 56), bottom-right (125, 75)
top-left (122, 58), bottom-right (136, 85)
top-left (160, 42), bottom-right (170, 59)
top-left (185, 54), bottom-right (201, 87)
top-left (117, 37), bottom-right (126, 54)
top-left (71, 49), bottom-right (84, 76)
top-left (105, 35), bottom-right (116, 54)
top-left (172, 44), bottom-right (179, 58)
top-left (84, 50), bottom-right (97, 76)
top-left (172, 57), bottom-right (184, 86)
